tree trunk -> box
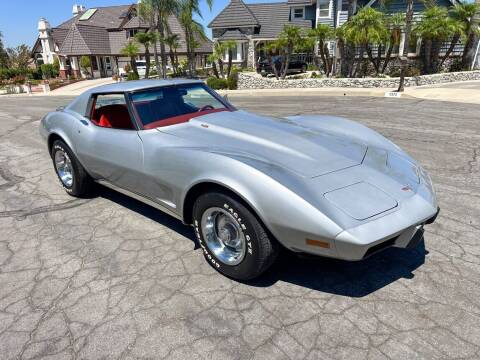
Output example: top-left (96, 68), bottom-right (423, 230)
top-left (382, 35), bottom-right (396, 74)
top-left (430, 40), bottom-right (441, 74)
top-left (218, 59), bottom-right (225, 78)
top-left (319, 41), bottom-right (328, 75)
top-left (462, 32), bottom-right (477, 69)
top-left (423, 39), bottom-right (432, 74)
top-left (227, 49), bottom-right (233, 78)
top-left (366, 46), bottom-right (379, 75)
top-left (397, 0), bottom-right (414, 92)
top-left (131, 57), bottom-right (139, 77)
top-left (145, 47), bottom-right (151, 78)
top-left (157, 15), bottom-right (167, 79)
top-left (440, 33), bottom-right (460, 67)
top-left (211, 61), bottom-right (219, 78)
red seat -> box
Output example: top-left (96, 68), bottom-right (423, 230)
top-left (93, 104), bottom-right (134, 130)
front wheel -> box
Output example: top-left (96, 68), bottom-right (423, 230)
top-left (51, 140), bottom-right (92, 197)
top-left (193, 192), bottom-right (278, 280)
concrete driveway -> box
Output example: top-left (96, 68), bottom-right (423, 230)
top-left (0, 95), bottom-right (479, 359)
top-left (405, 80), bottom-right (480, 104)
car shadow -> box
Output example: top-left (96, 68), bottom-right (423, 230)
top-left (95, 185), bottom-right (198, 247)
top-left (95, 185), bottom-right (427, 298)
top-left (249, 242), bottom-right (427, 297)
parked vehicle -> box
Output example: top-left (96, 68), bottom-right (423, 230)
top-left (40, 79), bottom-right (439, 280)
top-left (118, 60), bottom-right (147, 78)
top-left (256, 56), bottom-right (307, 76)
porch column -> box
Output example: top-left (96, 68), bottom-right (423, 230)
top-left (247, 38), bottom-right (255, 68)
top-left (70, 56), bottom-right (82, 79)
top-left (58, 56), bottom-right (68, 79)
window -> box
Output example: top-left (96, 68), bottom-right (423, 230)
top-left (223, 43), bottom-right (243, 61)
top-left (293, 7), bottom-right (304, 19)
top-left (318, 0), bottom-right (330, 18)
top-left (91, 94), bottom-right (135, 130)
top-left (127, 29), bottom-right (138, 38)
top-left (131, 84), bottom-right (230, 129)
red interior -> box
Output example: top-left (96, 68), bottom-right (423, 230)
top-left (91, 104), bottom-right (135, 130)
top-left (143, 108), bottom-right (228, 129)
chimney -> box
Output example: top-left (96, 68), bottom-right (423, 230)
top-left (38, 17), bottom-right (51, 32)
top-left (72, 4), bottom-right (86, 16)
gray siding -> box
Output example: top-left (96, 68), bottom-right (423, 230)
top-left (369, 0), bottom-right (453, 14)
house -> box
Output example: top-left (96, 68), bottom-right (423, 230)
top-left (32, 3), bottom-right (213, 79)
top-left (208, 0), bottom-right (465, 69)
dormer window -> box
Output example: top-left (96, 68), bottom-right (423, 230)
top-left (292, 7), bottom-right (304, 19)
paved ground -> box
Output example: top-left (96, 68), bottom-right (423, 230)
top-left (0, 95), bottom-right (479, 359)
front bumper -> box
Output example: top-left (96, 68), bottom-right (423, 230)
top-left (335, 207), bottom-right (439, 260)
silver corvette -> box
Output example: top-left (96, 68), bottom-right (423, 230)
top-left (40, 79), bottom-right (439, 280)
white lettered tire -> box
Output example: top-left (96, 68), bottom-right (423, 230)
top-left (193, 192), bottom-right (278, 280)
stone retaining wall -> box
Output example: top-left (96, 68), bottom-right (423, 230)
top-left (237, 70), bottom-right (480, 89)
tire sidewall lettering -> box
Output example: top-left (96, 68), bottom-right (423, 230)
top-left (195, 201), bottom-right (255, 269)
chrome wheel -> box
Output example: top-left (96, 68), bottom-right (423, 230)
top-left (201, 207), bottom-right (246, 266)
top-left (54, 150), bottom-right (73, 187)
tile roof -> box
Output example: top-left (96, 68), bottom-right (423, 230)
top-left (39, 3), bottom-right (212, 56)
top-left (209, 1), bottom-right (313, 39)
top-left (59, 24), bottom-right (111, 55)
top-left (287, 0), bottom-right (314, 4)
top-left (57, 5), bottom-right (133, 30)
top-left (208, 0), bottom-right (259, 28)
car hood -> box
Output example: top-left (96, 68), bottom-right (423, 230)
top-left (158, 110), bottom-right (367, 178)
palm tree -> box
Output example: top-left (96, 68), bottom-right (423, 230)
top-left (308, 24), bottom-right (335, 76)
top-left (165, 34), bottom-right (180, 74)
top-left (222, 40), bottom-right (237, 78)
top-left (381, 13), bottom-right (404, 74)
top-left (397, 0), bottom-right (414, 92)
top-left (450, 2), bottom-right (480, 69)
top-left (344, 7), bottom-right (388, 76)
top-left (414, 6), bottom-right (458, 74)
top-left (121, 41), bottom-right (140, 77)
top-left (134, 31), bottom-right (154, 78)
top-left (153, 0), bottom-right (179, 78)
top-left (178, 0), bottom-right (212, 77)
top-left (274, 25), bottom-right (306, 79)
top-left (138, 0), bottom-right (161, 78)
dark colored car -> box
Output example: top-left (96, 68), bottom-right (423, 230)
top-left (256, 56), bottom-right (307, 76)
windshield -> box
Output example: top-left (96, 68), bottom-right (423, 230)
top-left (131, 84), bottom-right (229, 129)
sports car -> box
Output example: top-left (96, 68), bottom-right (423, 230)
top-left (40, 79), bottom-right (439, 280)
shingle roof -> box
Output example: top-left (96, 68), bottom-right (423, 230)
top-left (209, 1), bottom-right (313, 39)
top-left (208, 0), bottom-right (259, 28)
top-left (218, 29), bottom-right (248, 40)
top-left (287, 0), bottom-right (314, 4)
top-left (59, 24), bottom-right (111, 55)
top-left (123, 16), bottom-right (149, 29)
top-left (57, 5), bottom-right (133, 30)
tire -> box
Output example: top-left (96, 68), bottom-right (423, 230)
top-left (301, 65), bottom-right (307, 73)
top-left (193, 192), bottom-right (279, 280)
top-left (51, 140), bottom-right (92, 197)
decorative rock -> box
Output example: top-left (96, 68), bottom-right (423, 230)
top-left (237, 70), bottom-right (480, 90)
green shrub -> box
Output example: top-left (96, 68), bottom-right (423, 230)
top-left (227, 69), bottom-right (238, 90)
top-left (206, 77), bottom-right (228, 90)
top-left (389, 65), bottom-right (421, 77)
top-left (449, 58), bottom-right (466, 73)
top-left (307, 64), bottom-right (317, 71)
top-left (127, 72), bottom-right (140, 81)
top-left (40, 64), bottom-right (56, 79)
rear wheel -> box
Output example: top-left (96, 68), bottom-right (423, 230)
top-left (51, 140), bottom-right (92, 197)
top-left (193, 192), bottom-right (278, 280)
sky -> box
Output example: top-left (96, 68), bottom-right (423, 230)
top-left (0, 0), bottom-right (280, 48)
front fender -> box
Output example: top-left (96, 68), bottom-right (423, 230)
top-left (41, 111), bottom-right (79, 155)
top-left (177, 150), bottom-right (343, 253)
